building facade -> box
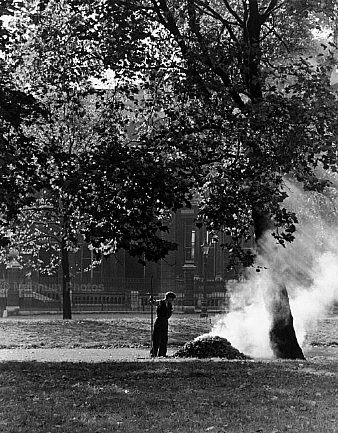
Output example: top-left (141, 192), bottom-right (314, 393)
top-left (0, 206), bottom-right (250, 314)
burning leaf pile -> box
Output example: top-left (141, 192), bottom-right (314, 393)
top-left (173, 335), bottom-right (251, 360)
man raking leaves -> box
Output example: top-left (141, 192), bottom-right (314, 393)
top-left (149, 291), bottom-right (176, 357)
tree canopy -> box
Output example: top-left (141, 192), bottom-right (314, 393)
top-left (0, 1), bottom-right (45, 228)
top-left (1, 0), bottom-right (337, 338)
top-left (3, 0), bottom-right (338, 267)
top-left (92, 0), bottom-right (338, 260)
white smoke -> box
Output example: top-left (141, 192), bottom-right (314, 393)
top-left (290, 249), bottom-right (338, 347)
top-left (210, 273), bottom-right (273, 358)
top-left (210, 177), bottom-right (338, 358)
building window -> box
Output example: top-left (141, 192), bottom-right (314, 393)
top-left (184, 222), bottom-right (196, 262)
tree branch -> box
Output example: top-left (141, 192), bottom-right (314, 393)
top-left (261, 0), bottom-right (279, 21)
top-left (262, 23), bottom-right (290, 51)
top-left (16, 232), bottom-right (61, 246)
top-left (151, 0), bottom-right (247, 110)
top-left (195, 0), bottom-right (240, 43)
top-left (149, 0), bottom-right (171, 30)
top-left (150, 0), bottom-right (212, 98)
top-left (221, 0), bottom-right (244, 25)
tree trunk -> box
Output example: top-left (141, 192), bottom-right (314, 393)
top-left (244, 6), bottom-right (304, 360)
top-left (252, 209), bottom-right (305, 360)
top-left (61, 236), bottom-right (72, 320)
top-left (268, 283), bottom-right (305, 359)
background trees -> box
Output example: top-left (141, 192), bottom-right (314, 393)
top-left (6, 0), bottom-right (200, 318)
top-left (0, 1), bottom-right (43, 230)
top-left (7, 0), bottom-right (108, 318)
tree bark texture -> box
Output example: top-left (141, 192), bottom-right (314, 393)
top-left (252, 209), bottom-right (305, 360)
top-left (61, 236), bottom-right (72, 320)
top-left (268, 283), bottom-right (305, 359)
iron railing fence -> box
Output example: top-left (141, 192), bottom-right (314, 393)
top-left (0, 278), bottom-right (230, 314)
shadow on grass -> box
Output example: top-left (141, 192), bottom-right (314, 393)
top-left (0, 359), bottom-right (337, 433)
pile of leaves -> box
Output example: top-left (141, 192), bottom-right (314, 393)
top-left (173, 335), bottom-right (251, 360)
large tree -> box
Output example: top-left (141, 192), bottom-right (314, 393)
top-left (6, 0), bottom-right (338, 348)
top-left (7, 0), bottom-right (109, 319)
top-left (7, 0), bottom-right (199, 319)
top-left (96, 0), bottom-right (338, 358)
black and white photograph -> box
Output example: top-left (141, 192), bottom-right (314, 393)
top-left (0, 1), bottom-right (337, 432)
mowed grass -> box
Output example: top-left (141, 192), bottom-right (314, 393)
top-left (1, 313), bottom-right (336, 349)
top-left (0, 359), bottom-right (337, 433)
top-left (0, 314), bottom-right (337, 432)
top-left (0, 315), bottom-right (213, 349)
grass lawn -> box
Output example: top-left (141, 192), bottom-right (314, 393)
top-left (0, 314), bottom-right (337, 432)
top-left (0, 359), bottom-right (337, 433)
top-left (0, 314), bottom-right (213, 349)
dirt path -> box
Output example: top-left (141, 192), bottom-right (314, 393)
top-left (0, 347), bottom-right (152, 362)
top-left (1, 345), bottom-right (337, 363)
top-left (0, 347), bottom-right (183, 362)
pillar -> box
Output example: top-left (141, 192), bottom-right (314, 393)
top-left (183, 261), bottom-right (196, 313)
top-left (5, 248), bottom-right (22, 316)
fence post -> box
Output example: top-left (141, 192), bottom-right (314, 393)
top-left (5, 249), bottom-right (22, 317)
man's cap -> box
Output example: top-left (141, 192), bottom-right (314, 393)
top-left (165, 291), bottom-right (176, 299)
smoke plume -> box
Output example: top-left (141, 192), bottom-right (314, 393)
top-left (210, 177), bottom-right (338, 358)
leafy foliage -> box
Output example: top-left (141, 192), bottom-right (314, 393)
top-left (6, 0), bottom-right (199, 272)
top-left (3, 0), bottom-right (338, 274)
top-left (0, 1), bottom-right (45, 239)
top-left (94, 0), bottom-right (338, 261)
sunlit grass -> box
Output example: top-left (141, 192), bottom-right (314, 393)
top-left (0, 315), bottom-right (213, 349)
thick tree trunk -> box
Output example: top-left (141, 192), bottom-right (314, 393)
top-left (243, 6), bottom-right (304, 360)
top-left (61, 236), bottom-right (72, 320)
top-left (268, 284), bottom-right (305, 359)
top-left (252, 209), bottom-right (305, 360)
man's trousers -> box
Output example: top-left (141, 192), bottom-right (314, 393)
top-left (151, 318), bottom-right (169, 357)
